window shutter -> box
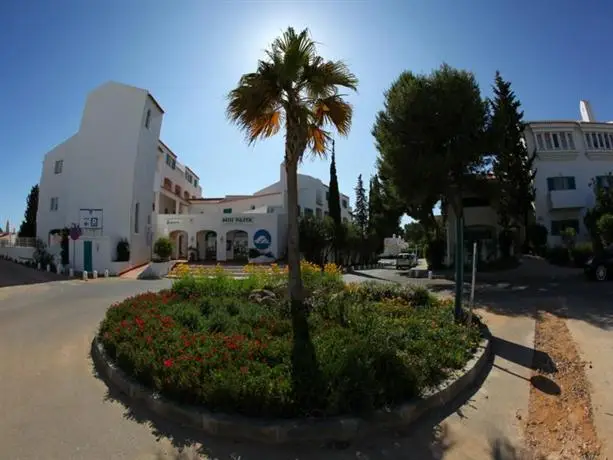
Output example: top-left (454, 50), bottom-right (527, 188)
top-left (569, 177), bottom-right (576, 190)
top-left (547, 178), bottom-right (554, 191)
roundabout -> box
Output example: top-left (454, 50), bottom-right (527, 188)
top-left (91, 262), bottom-right (491, 444)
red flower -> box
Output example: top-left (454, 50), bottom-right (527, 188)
top-left (163, 358), bottom-right (174, 368)
top-left (240, 366), bottom-right (248, 374)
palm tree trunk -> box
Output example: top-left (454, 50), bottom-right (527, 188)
top-left (285, 158), bottom-right (305, 307)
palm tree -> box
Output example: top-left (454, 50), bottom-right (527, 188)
top-left (227, 27), bottom-right (357, 324)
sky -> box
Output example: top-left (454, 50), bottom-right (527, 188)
top-left (2, 0), bottom-right (613, 232)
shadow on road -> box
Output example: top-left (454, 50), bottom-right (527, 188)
top-left (0, 259), bottom-right (68, 288)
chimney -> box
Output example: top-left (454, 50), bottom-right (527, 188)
top-left (580, 100), bottom-right (595, 122)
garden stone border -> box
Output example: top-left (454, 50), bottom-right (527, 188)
top-left (91, 322), bottom-right (491, 444)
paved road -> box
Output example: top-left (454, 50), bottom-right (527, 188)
top-left (1, 259), bottom-right (612, 459)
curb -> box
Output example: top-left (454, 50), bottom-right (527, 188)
top-left (91, 325), bottom-right (491, 444)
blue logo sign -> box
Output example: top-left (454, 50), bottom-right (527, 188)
top-left (253, 229), bottom-right (271, 250)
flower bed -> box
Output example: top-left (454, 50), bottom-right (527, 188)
top-left (98, 261), bottom-right (480, 418)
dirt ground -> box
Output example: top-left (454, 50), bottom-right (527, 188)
top-left (525, 311), bottom-right (602, 459)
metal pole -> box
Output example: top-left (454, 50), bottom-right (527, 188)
top-left (468, 241), bottom-right (477, 326)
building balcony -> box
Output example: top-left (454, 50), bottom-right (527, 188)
top-left (547, 189), bottom-right (585, 211)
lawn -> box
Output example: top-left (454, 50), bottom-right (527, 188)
top-left (98, 262), bottom-right (481, 418)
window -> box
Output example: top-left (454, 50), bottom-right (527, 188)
top-left (194, 179), bottom-right (198, 188)
top-left (250, 205), bottom-right (256, 210)
top-left (342, 199), bottom-right (347, 209)
top-left (584, 131), bottom-right (613, 151)
top-left (551, 219), bottom-right (579, 237)
top-left (552, 133), bottom-right (560, 149)
top-left (134, 202), bottom-right (140, 233)
top-left (145, 109), bottom-right (151, 129)
top-left (324, 211), bottom-right (329, 217)
top-left (326, 191), bottom-right (329, 201)
top-left (536, 134), bottom-right (544, 151)
top-left (536, 132), bottom-right (575, 151)
top-left (50, 197), bottom-right (59, 211)
top-left (547, 176), bottom-right (576, 191)
top-left (54, 160), bottom-right (63, 174)
top-left (462, 197), bottom-right (490, 207)
top-left (304, 207), bottom-right (314, 216)
top-left (165, 154), bottom-right (176, 169)
top-left (223, 208), bottom-right (232, 214)
top-left (185, 171), bottom-right (193, 184)
top-left (316, 208), bottom-right (322, 218)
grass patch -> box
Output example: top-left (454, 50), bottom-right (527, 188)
top-left (99, 262), bottom-right (480, 418)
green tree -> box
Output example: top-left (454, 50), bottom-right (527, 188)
top-left (354, 174), bottom-right (368, 237)
top-left (372, 64), bottom-right (488, 318)
top-left (489, 71), bottom-right (535, 249)
top-left (367, 173), bottom-right (403, 254)
top-left (327, 140), bottom-right (343, 262)
top-left (299, 215), bottom-right (334, 266)
top-left (584, 174), bottom-right (613, 252)
top-left (226, 27), bottom-right (357, 397)
top-left (18, 184), bottom-right (39, 238)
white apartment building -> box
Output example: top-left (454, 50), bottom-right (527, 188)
top-left (444, 100), bottom-right (613, 265)
top-left (36, 82), bottom-right (351, 273)
top-left (524, 100), bottom-right (613, 245)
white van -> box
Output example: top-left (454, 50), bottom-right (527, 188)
top-left (395, 253), bottom-right (417, 269)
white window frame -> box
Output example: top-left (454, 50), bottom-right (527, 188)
top-left (54, 160), bottom-right (63, 174)
top-left (50, 197), bottom-right (59, 211)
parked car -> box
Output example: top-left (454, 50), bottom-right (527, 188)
top-left (395, 252), bottom-right (417, 269)
top-left (584, 246), bottom-right (613, 281)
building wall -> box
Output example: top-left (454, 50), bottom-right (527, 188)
top-left (189, 193), bottom-right (284, 214)
top-left (156, 212), bottom-right (283, 262)
top-left (524, 122), bottom-right (613, 245)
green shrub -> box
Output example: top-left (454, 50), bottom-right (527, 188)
top-left (571, 242), bottom-right (593, 267)
top-left (98, 269), bottom-right (479, 418)
top-left (154, 237), bottom-right (173, 261)
top-left (597, 213), bottom-right (613, 246)
top-left (546, 245), bottom-right (570, 266)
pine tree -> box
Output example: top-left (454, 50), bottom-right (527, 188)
top-left (328, 140), bottom-right (341, 227)
top-left (18, 184), bottom-right (39, 238)
top-left (490, 71), bottom-right (535, 248)
top-left (354, 174), bottom-right (368, 238)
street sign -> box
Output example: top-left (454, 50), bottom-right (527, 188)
top-left (70, 224), bottom-right (82, 241)
top-left (79, 208), bottom-right (103, 230)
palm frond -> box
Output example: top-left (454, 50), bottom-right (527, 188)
top-left (307, 125), bottom-right (331, 156)
top-left (313, 95), bottom-right (353, 136)
top-left (302, 59), bottom-right (358, 99)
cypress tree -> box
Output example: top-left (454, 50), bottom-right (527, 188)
top-left (354, 174), bottom-right (368, 238)
top-left (18, 184), bottom-right (39, 238)
top-left (490, 71), bottom-right (536, 249)
top-left (328, 140), bottom-right (341, 227)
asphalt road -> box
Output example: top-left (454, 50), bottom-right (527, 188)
top-left (1, 260), bottom-right (612, 459)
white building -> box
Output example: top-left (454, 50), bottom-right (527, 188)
top-left (524, 100), bottom-right (613, 245)
top-left (36, 82), bottom-right (351, 273)
top-left (444, 100), bottom-right (613, 265)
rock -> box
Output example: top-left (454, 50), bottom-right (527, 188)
top-left (248, 289), bottom-right (277, 305)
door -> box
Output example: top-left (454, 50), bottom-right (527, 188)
top-left (83, 240), bottom-right (93, 272)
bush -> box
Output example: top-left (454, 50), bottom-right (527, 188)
top-left (154, 237), bottom-right (173, 261)
top-left (546, 245), bottom-right (570, 266)
top-left (597, 213), bottom-right (613, 246)
top-left (99, 263), bottom-right (480, 418)
top-left (116, 239), bottom-right (130, 262)
top-left (527, 223), bottom-right (548, 255)
top-left (571, 242), bottom-right (593, 267)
